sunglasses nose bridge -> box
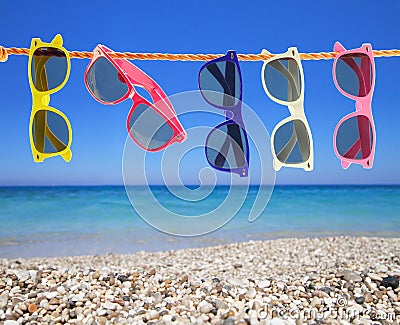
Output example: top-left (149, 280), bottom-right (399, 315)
top-left (127, 87), bottom-right (137, 101)
top-left (228, 105), bottom-right (244, 120)
top-left (355, 101), bottom-right (364, 112)
top-left (287, 104), bottom-right (302, 117)
top-left (225, 110), bottom-right (234, 120)
top-left (42, 95), bottom-right (50, 106)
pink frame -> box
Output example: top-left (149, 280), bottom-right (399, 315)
top-left (332, 42), bottom-right (376, 169)
top-left (84, 44), bottom-right (187, 152)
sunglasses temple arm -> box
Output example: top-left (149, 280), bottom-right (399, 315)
top-left (32, 57), bottom-right (49, 152)
top-left (116, 59), bottom-right (174, 108)
top-left (276, 128), bottom-right (297, 163)
top-left (44, 123), bottom-right (67, 152)
top-left (115, 59), bottom-right (164, 102)
top-left (343, 138), bottom-right (361, 159)
top-left (214, 133), bottom-right (231, 168)
top-left (341, 57), bottom-right (367, 97)
top-left (119, 63), bottom-right (180, 128)
top-left (114, 59), bottom-right (153, 88)
top-left (34, 110), bottom-right (46, 153)
top-left (153, 87), bottom-right (173, 108)
top-left (206, 64), bottom-right (234, 98)
top-left (224, 63), bottom-right (245, 167)
top-left (293, 121), bottom-right (310, 163)
top-left (358, 115), bottom-right (371, 159)
top-left (269, 61), bottom-right (300, 100)
top-left (228, 123), bottom-right (246, 168)
top-left (213, 123), bottom-right (246, 169)
top-left (224, 61), bottom-right (236, 106)
top-left (34, 56), bottom-right (51, 92)
top-left (361, 56), bottom-right (372, 94)
top-left (342, 117), bottom-right (371, 159)
top-left (288, 59), bottom-right (301, 101)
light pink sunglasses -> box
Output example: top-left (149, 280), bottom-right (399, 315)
top-left (332, 42), bottom-right (376, 169)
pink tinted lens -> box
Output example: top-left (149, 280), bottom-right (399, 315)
top-left (336, 115), bottom-right (372, 160)
top-left (335, 53), bottom-right (372, 97)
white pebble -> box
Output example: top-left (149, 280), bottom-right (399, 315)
top-left (270, 318), bottom-right (286, 325)
top-left (97, 309), bottom-right (107, 316)
top-left (9, 286), bottom-right (20, 295)
top-left (310, 297), bottom-right (321, 307)
top-left (72, 293), bottom-right (85, 302)
top-left (0, 291), bottom-right (8, 308)
top-left (246, 288), bottom-right (257, 299)
top-left (39, 299), bottom-right (49, 308)
top-left (149, 310), bottom-right (159, 320)
top-left (57, 286), bottom-right (66, 295)
top-left (375, 264), bottom-right (388, 273)
top-left (199, 303), bottom-right (211, 314)
top-left (153, 292), bottom-right (163, 304)
top-left (29, 270), bottom-right (38, 281)
top-left (123, 281), bottom-right (131, 288)
top-left (215, 298), bottom-right (229, 310)
top-left (387, 291), bottom-right (397, 301)
top-left (280, 294), bottom-right (289, 301)
top-left (102, 301), bottom-right (116, 310)
top-left (46, 292), bottom-right (58, 300)
top-left (228, 278), bottom-right (243, 287)
top-left (70, 284), bottom-right (79, 292)
top-left (4, 321), bottom-right (19, 325)
top-left (16, 270), bottom-right (30, 282)
top-left (367, 273), bottom-right (383, 282)
top-left (163, 314), bottom-right (173, 322)
top-left (258, 280), bottom-right (271, 288)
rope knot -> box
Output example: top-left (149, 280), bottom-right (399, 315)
top-left (0, 46), bottom-right (8, 62)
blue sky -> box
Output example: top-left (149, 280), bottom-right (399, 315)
top-left (0, 0), bottom-right (399, 185)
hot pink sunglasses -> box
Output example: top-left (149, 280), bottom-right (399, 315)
top-left (84, 44), bottom-right (187, 151)
top-left (332, 42), bottom-right (376, 169)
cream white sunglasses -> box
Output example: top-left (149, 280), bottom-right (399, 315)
top-left (261, 47), bottom-right (314, 171)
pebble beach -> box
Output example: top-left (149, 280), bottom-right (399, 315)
top-left (1, 236), bottom-right (400, 324)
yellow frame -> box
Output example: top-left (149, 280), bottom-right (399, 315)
top-left (28, 34), bottom-right (72, 162)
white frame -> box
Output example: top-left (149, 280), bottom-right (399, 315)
top-left (261, 47), bottom-right (314, 171)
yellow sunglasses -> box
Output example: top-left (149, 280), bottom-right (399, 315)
top-left (28, 34), bottom-right (72, 162)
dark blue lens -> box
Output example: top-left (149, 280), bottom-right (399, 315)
top-left (206, 122), bottom-right (247, 170)
top-left (199, 61), bottom-right (241, 107)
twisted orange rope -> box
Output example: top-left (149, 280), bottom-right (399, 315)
top-left (1, 47), bottom-right (400, 62)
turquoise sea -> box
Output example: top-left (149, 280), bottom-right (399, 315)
top-left (0, 185), bottom-right (399, 258)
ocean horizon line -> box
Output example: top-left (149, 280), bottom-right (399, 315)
top-left (0, 183), bottom-right (399, 188)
